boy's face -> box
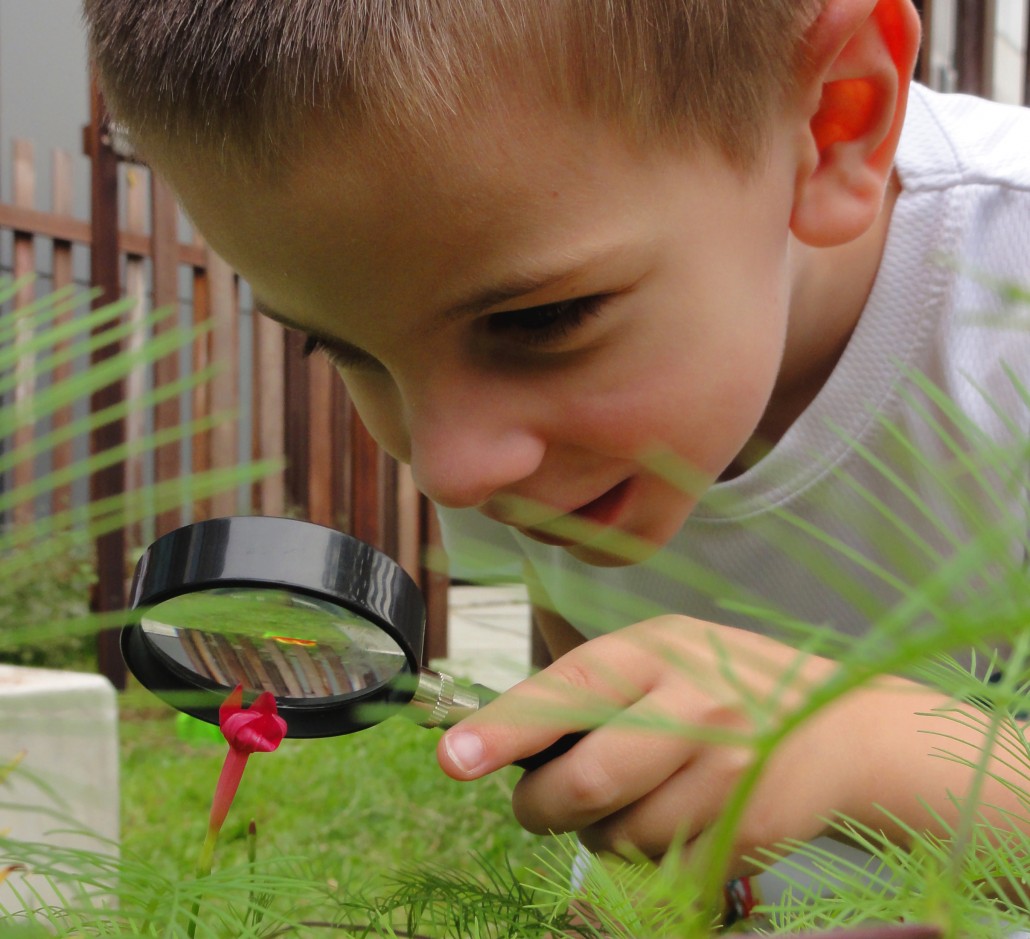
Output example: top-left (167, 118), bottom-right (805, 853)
top-left (157, 101), bottom-right (804, 566)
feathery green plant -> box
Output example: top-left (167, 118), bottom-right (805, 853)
top-left (0, 277), bottom-right (278, 662)
top-left (3, 273), bottom-right (1030, 937)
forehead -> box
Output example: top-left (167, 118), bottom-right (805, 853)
top-left (147, 94), bottom-right (755, 348)
top-left (160, 105), bottom-right (656, 276)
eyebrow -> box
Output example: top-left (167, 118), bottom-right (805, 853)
top-left (442, 254), bottom-right (612, 320)
top-left (252, 245), bottom-right (622, 341)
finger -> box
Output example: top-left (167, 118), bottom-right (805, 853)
top-left (438, 629), bottom-right (673, 779)
top-left (509, 689), bottom-right (713, 833)
top-left (576, 755), bottom-right (739, 861)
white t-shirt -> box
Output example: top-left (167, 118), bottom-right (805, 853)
top-left (438, 84), bottom-right (1030, 654)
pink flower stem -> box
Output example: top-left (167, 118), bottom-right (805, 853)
top-left (206, 748), bottom-right (250, 853)
top-left (188, 686), bottom-right (286, 938)
top-left (189, 747), bottom-right (251, 938)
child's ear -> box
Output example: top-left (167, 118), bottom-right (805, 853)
top-left (790, 0), bottom-right (921, 248)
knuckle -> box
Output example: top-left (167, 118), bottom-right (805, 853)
top-left (564, 752), bottom-right (621, 816)
top-left (548, 657), bottom-right (597, 697)
top-left (703, 703), bottom-right (753, 735)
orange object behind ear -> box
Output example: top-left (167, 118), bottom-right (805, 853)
top-left (811, 78), bottom-right (879, 150)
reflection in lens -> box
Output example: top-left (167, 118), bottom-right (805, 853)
top-left (139, 588), bottom-right (409, 705)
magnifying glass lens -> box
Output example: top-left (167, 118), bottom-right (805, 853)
top-left (140, 587), bottom-right (409, 706)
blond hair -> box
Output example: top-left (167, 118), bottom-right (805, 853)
top-left (84, 0), bottom-right (825, 169)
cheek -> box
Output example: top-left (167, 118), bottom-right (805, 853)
top-left (556, 323), bottom-right (783, 476)
top-left (340, 371), bottom-right (411, 462)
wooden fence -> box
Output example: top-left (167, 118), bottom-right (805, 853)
top-left (916, 0), bottom-right (1030, 102)
top-left (0, 85), bottom-right (449, 686)
top-left (0, 5), bottom-right (1027, 686)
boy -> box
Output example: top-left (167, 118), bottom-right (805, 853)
top-left (85, 0), bottom-right (1030, 895)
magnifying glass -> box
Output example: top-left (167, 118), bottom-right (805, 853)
top-left (122, 515), bottom-right (578, 770)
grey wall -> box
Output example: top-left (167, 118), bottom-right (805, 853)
top-left (0, 0), bottom-right (91, 217)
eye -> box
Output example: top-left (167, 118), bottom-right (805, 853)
top-left (486, 296), bottom-right (604, 347)
top-left (301, 334), bottom-right (380, 370)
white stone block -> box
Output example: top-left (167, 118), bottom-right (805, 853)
top-left (0, 665), bottom-right (119, 914)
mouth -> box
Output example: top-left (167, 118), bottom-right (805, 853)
top-left (517, 478), bottom-right (633, 547)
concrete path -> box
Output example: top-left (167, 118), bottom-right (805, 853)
top-left (438, 584), bottom-right (532, 691)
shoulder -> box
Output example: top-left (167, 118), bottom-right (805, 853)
top-left (896, 83), bottom-right (1030, 193)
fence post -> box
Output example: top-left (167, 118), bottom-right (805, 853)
top-left (1025, 0), bottom-right (1030, 104)
top-left (12, 140), bottom-right (36, 529)
top-left (151, 175), bottom-right (183, 535)
top-left (955, 0), bottom-right (994, 96)
top-left (914, 0), bottom-right (933, 85)
top-left (86, 78), bottom-right (127, 690)
top-left (50, 149), bottom-right (76, 514)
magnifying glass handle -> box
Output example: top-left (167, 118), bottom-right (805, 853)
top-left (407, 669), bottom-right (585, 772)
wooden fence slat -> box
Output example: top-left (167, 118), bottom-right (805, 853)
top-left (190, 236), bottom-right (213, 520)
top-left (1025, 0), bottom-right (1030, 105)
top-left (381, 456), bottom-right (400, 562)
top-left (421, 495), bottom-right (449, 665)
top-left (283, 330), bottom-right (311, 514)
top-left (12, 140), bottom-right (37, 528)
top-left (50, 150), bottom-right (74, 291)
top-left (334, 376), bottom-right (353, 533)
top-left (12, 140), bottom-right (36, 303)
top-left (348, 412), bottom-right (382, 548)
top-left (252, 312), bottom-right (285, 516)
top-left (123, 166), bottom-right (149, 549)
top-left (956, 0), bottom-right (993, 96)
top-left (915, 0), bottom-right (933, 85)
top-left (88, 81), bottom-right (128, 689)
top-left (49, 148), bottom-right (75, 513)
top-left (151, 174), bottom-right (183, 535)
top-left (307, 354), bottom-right (336, 528)
top-left (207, 249), bottom-right (238, 519)
top-left (396, 462), bottom-right (422, 587)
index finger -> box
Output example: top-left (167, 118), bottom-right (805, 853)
top-left (437, 626), bottom-right (669, 778)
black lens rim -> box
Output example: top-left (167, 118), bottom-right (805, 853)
top-left (123, 516), bottom-right (427, 738)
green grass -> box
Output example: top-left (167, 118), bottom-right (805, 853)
top-left (2, 680), bottom-right (578, 937)
top-left (116, 681), bottom-right (559, 932)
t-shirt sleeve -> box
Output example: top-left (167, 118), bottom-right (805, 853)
top-left (434, 505), bottom-right (526, 583)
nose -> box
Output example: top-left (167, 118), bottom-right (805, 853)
top-left (405, 379), bottom-right (547, 510)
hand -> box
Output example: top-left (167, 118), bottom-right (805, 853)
top-left (437, 614), bottom-right (956, 877)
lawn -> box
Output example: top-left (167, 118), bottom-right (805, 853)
top-left (115, 680), bottom-right (565, 935)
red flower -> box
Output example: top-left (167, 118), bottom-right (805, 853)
top-left (197, 686), bottom-right (287, 878)
top-left (219, 685), bottom-right (288, 754)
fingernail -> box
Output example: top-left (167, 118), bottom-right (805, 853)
top-left (444, 731), bottom-right (485, 774)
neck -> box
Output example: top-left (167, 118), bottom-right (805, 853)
top-left (760, 170), bottom-right (902, 446)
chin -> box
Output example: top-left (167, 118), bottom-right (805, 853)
top-left (561, 499), bottom-right (693, 567)
top-left (563, 533), bottom-right (666, 568)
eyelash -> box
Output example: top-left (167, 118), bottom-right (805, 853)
top-left (486, 296), bottom-right (604, 347)
top-left (301, 295), bottom-right (605, 367)
top-left (301, 335), bottom-right (370, 370)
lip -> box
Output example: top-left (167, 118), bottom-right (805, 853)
top-left (571, 477), bottom-right (633, 526)
top-left (515, 478), bottom-right (634, 547)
